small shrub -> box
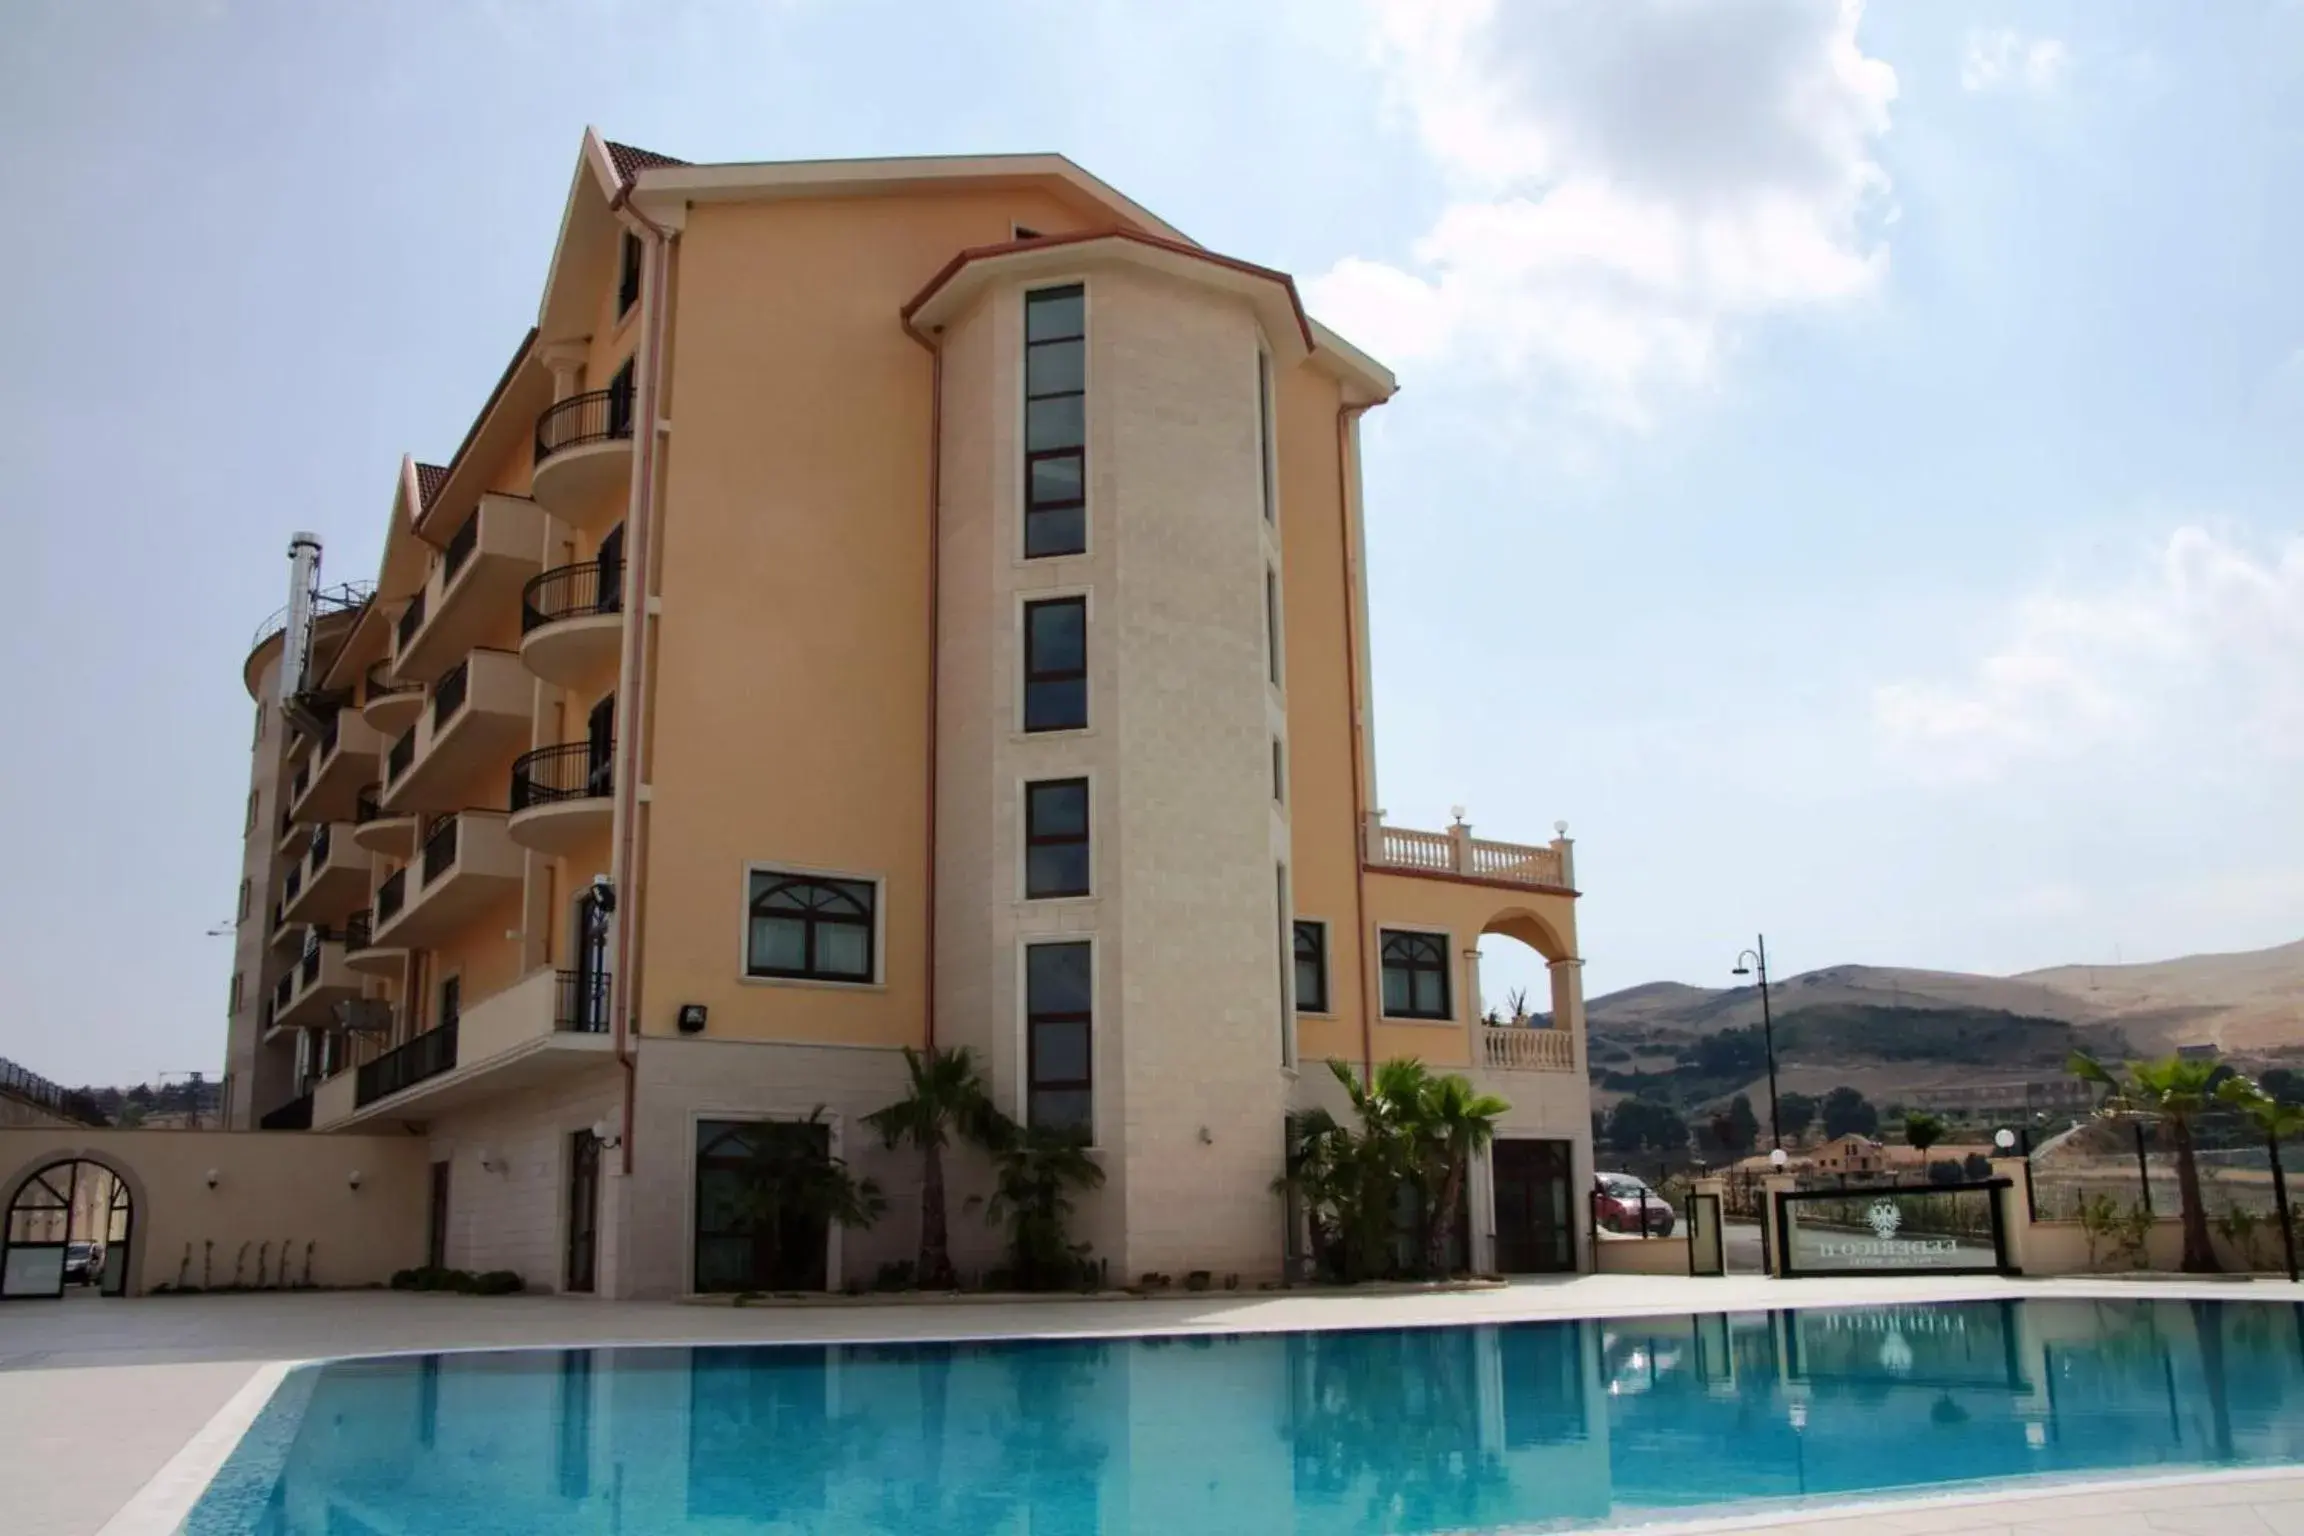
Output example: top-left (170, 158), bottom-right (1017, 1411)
top-left (1185, 1270), bottom-right (1212, 1292)
top-left (1926, 1159), bottom-right (1963, 1187)
top-left (873, 1259), bottom-right (917, 1292)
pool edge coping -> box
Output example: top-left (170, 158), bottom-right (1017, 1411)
top-left (97, 1360), bottom-right (293, 1536)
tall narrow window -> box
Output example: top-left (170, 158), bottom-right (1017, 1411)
top-left (244, 790), bottom-right (258, 834)
top-left (1294, 921), bottom-right (1328, 1014)
top-left (237, 877), bottom-right (251, 921)
top-left (229, 971), bottom-right (243, 1015)
top-left (1024, 778), bottom-right (1091, 898)
top-left (1257, 350), bottom-right (1276, 523)
top-left (1379, 930), bottom-right (1451, 1020)
top-left (746, 871), bottom-right (877, 983)
top-left (1275, 865), bottom-right (1294, 1066)
top-left (253, 704), bottom-right (265, 747)
top-left (1264, 569), bottom-right (1282, 687)
top-left (1024, 285), bottom-right (1086, 557)
top-left (1272, 739), bottom-right (1286, 803)
top-left (439, 974), bottom-right (462, 1032)
top-left (617, 231), bottom-right (643, 317)
top-left (1022, 596), bottom-right (1088, 731)
top-left (1026, 941), bottom-right (1093, 1139)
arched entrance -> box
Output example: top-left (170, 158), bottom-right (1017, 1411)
top-left (2, 1159), bottom-right (133, 1298)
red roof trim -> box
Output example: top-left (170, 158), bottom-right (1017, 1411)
top-left (415, 328), bottom-right (538, 542)
top-left (901, 227), bottom-right (1314, 352)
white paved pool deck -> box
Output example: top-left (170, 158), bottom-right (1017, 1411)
top-left (4, 1272), bottom-right (2301, 1536)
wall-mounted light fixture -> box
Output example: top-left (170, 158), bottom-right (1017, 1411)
top-left (590, 1118), bottom-right (624, 1151)
top-left (476, 1148), bottom-right (503, 1174)
top-left (347, 1170), bottom-right (363, 1192)
top-left (205, 1168), bottom-right (221, 1190)
top-left (676, 1003), bottom-right (708, 1034)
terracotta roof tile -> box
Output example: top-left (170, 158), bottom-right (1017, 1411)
top-left (414, 463), bottom-right (450, 509)
top-left (604, 140), bottom-right (686, 184)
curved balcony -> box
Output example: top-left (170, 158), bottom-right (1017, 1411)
top-left (351, 784), bottom-right (418, 857)
top-left (531, 386), bottom-right (633, 530)
top-left (507, 741), bottom-right (614, 855)
top-left (361, 660), bottom-right (422, 736)
top-left (518, 560), bottom-right (624, 686)
top-left (342, 908), bottom-right (406, 978)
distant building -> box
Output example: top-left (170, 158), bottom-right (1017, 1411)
top-left (1905, 1077), bottom-right (2093, 1118)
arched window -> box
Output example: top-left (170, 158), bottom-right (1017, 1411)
top-left (746, 872), bottom-right (875, 983)
top-left (1379, 929), bottom-right (1451, 1020)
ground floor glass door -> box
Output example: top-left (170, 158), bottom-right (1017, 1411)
top-left (693, 1119), bottom-right (832, 1293)
top-left (566, 1131), bottom-right (600, 1293)
top-left (427, 1160), bottom-right (451, 1270)
top-left (1493, 1138), bottom-right (1576, 1273)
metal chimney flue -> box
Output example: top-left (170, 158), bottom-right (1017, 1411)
top-left (278, 532), bottom-right (327, 735)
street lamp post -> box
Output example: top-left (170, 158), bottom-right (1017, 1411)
top-left (1732, 936), bottom-right (1782, 1151)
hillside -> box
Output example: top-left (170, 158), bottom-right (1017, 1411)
top-left (1584, 937), bottom-right (2304, 1115)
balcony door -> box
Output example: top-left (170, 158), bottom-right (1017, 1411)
top-left (595, 524), bottom-right (624, 614)
top-left (1492, 1138), bottom-right (1575, 1274)
top-left (571, 892), bottom-right (611, 1034)
top-left (585, 693), bottom-right (614, 799)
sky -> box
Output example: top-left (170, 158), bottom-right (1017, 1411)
top-left (2, 0), bottom-right (2301, 1086)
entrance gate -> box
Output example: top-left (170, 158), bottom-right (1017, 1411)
top-left (2, 1159), bottom-right (133, 1298)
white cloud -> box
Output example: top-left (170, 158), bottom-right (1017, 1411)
top-left (1307, 0), bottom-right (1897, 428)
top-left (1960, 28), bottom-right (2070, 95)
top-left (1873, 528), bottom-right (2304, 781)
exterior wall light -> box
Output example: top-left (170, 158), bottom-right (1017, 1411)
top-left (676, 1003), bottom-right (708, 1033)
top-left (590, 1118), bottom-right (624, 1151)
top-left (1768, 1148), bottom-right (1789, 1170)
top-left (205, 1168), bottom-right (221, 1189)
top-left (347, 1170), bottom-right (363, 1191)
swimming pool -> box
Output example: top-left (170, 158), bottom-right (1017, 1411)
top-left (185, 1297), bottom-right (2304, 1534)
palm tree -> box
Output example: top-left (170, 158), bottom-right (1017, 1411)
top-left (735, 1107), bottom-right (886, 1288)
top-left (1417, 1074), bottom-right (1509, 1277)
top-left (2069, 1052), bottom-right (2222, 1273)
top-left (985, 1127), bottom-right (1105, 1289)
top-left (2217, 1076), bottom-right (2304, 1281)
top-left (1325, 1058), bottom-right (1428, 1279)
top-left (1274, 1106), bottom-right (1351, 1279)
top-left (864, 1046), bottom-right (1010, 1289)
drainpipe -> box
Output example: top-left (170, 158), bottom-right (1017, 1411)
top-left (604, 182), bottom-right (675, 1178)
top-left (901, 315), bottom-right (943, 1053)
top-left (1335, 400), bottom-right (1380, 1081)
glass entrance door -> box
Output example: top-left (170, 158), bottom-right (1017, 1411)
top-left (565, 1131), bottom-right (600, 1293)
top-left (1493, 1138), bottom-right (1576, 1273)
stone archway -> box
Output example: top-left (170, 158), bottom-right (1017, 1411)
top-left (1, 1152), bottom-right (143, 1299)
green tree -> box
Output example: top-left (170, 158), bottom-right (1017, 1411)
top-left (863, 1045), bottom-right (1010, 1289)
top-left (1416, 1074), bottom-right (1510, 1277)
top-left (1605, 1097), bottom-right (1688, 1154)
top-left (1903, 1111), bottom-right (1947, 1156)
top-left (1723, 1094), bottom-right (1760, 1156)
top-left (1276, 1106), bottom-right (1354, 1279)
top-left (1821, 1086), bottom-right (1878, 1140)
top-left (2070, 1052), bottom-right (2224, 1273)
top-left (734, 1108), bottom-right (885, 1287)
top-left (984, 1127), bottom-right (1105, 1289)
top-left (2216, 1076), bottom-right (2304, 1277)
top-left (2258, 1068), bottom-right (2303, 1106)
top-left (1777, 1092), bottom-right (1818, 1143)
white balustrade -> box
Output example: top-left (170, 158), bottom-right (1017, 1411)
top-left (1480, 1025), bottom-right (1576, 1073)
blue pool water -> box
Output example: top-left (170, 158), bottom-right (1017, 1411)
top-left (187, 1298), bottom-right (2304, 1535)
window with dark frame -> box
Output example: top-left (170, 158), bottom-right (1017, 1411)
top-left (1264, 568), bottom-right (1281, 687)
top-left (1026, 940), bottom-right (1093, 1139)
top-left (245, 789), bottom-right (258, 834)
top-left (1275, 865), bottom-right (1294, 1066)
top-left (237, 877), bottom-right (251, 921)
top-left (1024, 285), bottom-right (1086, 557)
top-left (1272, 739), bottom-right (1285, 802)
top-left (617, 232), bottom-right (643, 317)
top-left (1022, 596), bottom-right (1088, 731)
top-left (746, 871), bottom-right (876, 983)
top-left (1024, 778), bottom-right (1091, 898)
top-left (1258, 350), bottom-right (1276, 523)
top-left (439, 973), bottom-right (462, 1031)
top-left (229, 971), bottom-right (243, 1015)
top-left (1379, 929), bottom-right (1451, 1020)
top-left (1294, 921), bottom-right (1328, 1014)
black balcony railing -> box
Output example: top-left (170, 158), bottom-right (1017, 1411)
top-left (535, 383), bottom-right (635, 465)
top-left (511, 741), bottom-right (614, 811)
top-left (365, 660), bottom-right (417, 706)
top-left (344, 908), bottom-right (375, 952)
top-left (273, 970), bottom-right (295, 1012)
top-left (299, 943), bottom-right (322, 988)
top-left (442, 510), bottom-right (480, 585)
top-left (259, 1092), bottom-right (314, 1131)
top-left (355, 1020), bottom-right (458, 1109)
top-left (249, 582), bottom-right (374, 658)
top-left (431, 659), bottom-right (469, 731)
top-left (283, 862), bottom-right (304, 902)
top-left (385, 727), bottom-right (415, 785)
top-left (421, 814), bottom-right (459, 885)
top-left (354, 785), bottom-right (384, 825)
top-left (395, 589), bottom-right (427, 654)
top-left (554, 969), bottom-right (612, 1034)
top-left (376, 867), bottom-right (407, 926)
top-left (271, 898), bottom-right (288, 935)
top-left (521, 559), bottom-right (624, 633)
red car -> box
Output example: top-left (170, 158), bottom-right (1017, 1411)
top-left (1594, 1173), bottom-right (1676, 1236)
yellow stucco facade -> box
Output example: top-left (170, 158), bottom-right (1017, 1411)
top-left (208, 130), bottom-right (1592, 1299)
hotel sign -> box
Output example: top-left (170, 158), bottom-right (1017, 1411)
top-left (1776, 1182), bottom-right (2011, 1278)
